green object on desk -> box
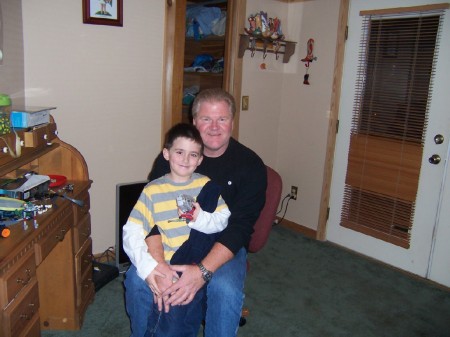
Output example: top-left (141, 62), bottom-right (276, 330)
top-left (0, 93), bottom-right (11, 135)
top-left (0, 94), bottom-right (11, 106)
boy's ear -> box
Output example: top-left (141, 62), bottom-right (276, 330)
top-left (162, 148), bottom-right (170, 161)
top-left (198, 155), bottom-right (203, 166)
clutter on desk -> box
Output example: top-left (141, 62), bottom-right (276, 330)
top-left (0, 172), bottom-right (84, 238)
top-left (11, 106), bottom-right (55, 128)
top-left (0, 94), bottom-right (58, 159)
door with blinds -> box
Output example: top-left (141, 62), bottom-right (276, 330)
top-left (327, 0), bottom-right (450, 287)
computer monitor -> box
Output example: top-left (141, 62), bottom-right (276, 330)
top-left (115, 180), bottom-right (148, 273)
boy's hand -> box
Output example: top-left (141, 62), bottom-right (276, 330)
top-left (146, 262), bottom-right (178, 312)
top-left (191, 202), bottom-right (202, 222)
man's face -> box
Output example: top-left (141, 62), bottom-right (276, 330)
top-left (193, 101), bottom-right (234, 158)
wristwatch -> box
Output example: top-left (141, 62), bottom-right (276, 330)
top-left (197, 263), bottom-right (213, 283)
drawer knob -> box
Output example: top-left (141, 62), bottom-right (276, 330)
top-left (16, 276), bottom-right (30, 285)
top-left (20, 314), bottom-right (30, 320)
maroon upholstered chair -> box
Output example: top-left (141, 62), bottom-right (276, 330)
top-left (240, 165), bottom-right (283, 326)
top-left (248, 166), bottom-right (283, 253)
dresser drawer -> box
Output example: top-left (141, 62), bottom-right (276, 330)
top-left (78, 264), bottom-right (94, 308)
top-left (0, 250), bottom-right (36, 308)
top-left (77, 282), bottom-right (94, 330)
top-left (2, 279), bottom-right (40, 337)
top-left (23, 123), bottom-right (57, 148)
top-left (73, 192), bottom-right (90, 224)
top-left (73, 213), bottom-right (91, 253)
top-left (18, 312), bottom-right (40, 337)
top-left (34, 211), bottom-right (72, 265)
top-left (76, 238), bottom-right (93, 279)
top-left (75, 239), bottom-right (93, 307)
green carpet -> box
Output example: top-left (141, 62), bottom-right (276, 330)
top-left (42, 225), bottom-right (450, 337)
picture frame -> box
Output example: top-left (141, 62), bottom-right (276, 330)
top-left (83, 0), bottom-right (123, 27)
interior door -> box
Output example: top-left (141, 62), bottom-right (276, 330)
top-left (162, 0), bottom-right (246, 143)
top-left (327, 0), bottom-right (450, 287)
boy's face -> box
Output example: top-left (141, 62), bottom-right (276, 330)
top-left (163, 137), bottom-right (203, 182)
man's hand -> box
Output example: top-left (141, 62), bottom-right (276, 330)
top-left (162, 264), bottom-right (204, 306)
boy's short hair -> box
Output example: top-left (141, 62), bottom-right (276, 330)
top-left (164, 123), bottom-right (204, 155)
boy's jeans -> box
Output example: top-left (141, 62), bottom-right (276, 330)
top-left (124, 248), bottom-right (247, 337)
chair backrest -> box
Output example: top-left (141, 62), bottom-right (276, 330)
top-left (248, 166), bottom-right (283, 253)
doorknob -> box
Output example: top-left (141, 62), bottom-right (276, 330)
top-left (434, 134), bottom-right (444, 144)
top-left (429, 154), bottom-right (441, 165)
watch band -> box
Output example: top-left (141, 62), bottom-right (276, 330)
top-left (197, 262), bottom-right (213, 283)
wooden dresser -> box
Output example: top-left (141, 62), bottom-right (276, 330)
top-left (0, 119), bottom-right (94, 337)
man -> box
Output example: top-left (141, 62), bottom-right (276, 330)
top-left (127, 88), bottom-right (267, 337)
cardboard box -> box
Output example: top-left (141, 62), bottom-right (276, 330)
top-left (11, 106), bottom-right (55, 128)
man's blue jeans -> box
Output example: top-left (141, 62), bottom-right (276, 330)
top-left (124, 248), bottom-right (247, 337)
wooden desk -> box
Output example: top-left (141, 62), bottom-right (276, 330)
top-left (0, 120), bottom-right (94, 337)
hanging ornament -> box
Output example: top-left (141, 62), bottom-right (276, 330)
top-left (301, 38), bottom-right (317, 85)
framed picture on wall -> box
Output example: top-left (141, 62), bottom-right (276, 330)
top-left (83, 0), bottom-right (123, 27)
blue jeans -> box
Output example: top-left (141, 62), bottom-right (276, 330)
top-left (204, 248), bottom-right (247, 337)
top-left (124, 248), bottom-right (247, 337)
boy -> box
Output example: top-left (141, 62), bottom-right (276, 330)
top-left (123, 123), bottom-right (230, 337)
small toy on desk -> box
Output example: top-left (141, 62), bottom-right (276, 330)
top-left (0, 224), bottom-right (10, 238)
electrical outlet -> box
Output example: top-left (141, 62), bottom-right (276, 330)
top-left (291, 186), bottom-right (298, 200)
top-left (242, 96), bottom-right (249, 111)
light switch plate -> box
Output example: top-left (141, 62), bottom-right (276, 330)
top-left (242, 96), bottom-right (249, 111)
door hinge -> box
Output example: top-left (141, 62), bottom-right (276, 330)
top-left (336, 119), bottom-right (339, 134)
top-left (345, 25), bottom-right (348, 41)
top-left (326, 207), bottom-right (330, 220)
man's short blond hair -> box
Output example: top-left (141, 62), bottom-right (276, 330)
top-left (192, 88), bottom-right (236, 119)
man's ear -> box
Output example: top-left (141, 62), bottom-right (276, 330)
top-left (162, 148), bottom-right (170, 161)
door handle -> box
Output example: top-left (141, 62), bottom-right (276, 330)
top-left (429, 154), bottom-right (441, 165)
top-left (434, 134), bottom-right (444, 144)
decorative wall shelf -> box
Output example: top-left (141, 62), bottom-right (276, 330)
top-left (238, 34), bottom-right (297, 63)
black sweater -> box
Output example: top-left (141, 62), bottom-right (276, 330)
top-left (149, 138), bottom-right (267, 254)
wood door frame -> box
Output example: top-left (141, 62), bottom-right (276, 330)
top-left (162, 0), bottom-right (245, 144)
top-left (316, 0), bottom-right (349, 240)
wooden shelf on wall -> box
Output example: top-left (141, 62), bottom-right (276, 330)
top-left (238, 34), bottom-right (296, 63)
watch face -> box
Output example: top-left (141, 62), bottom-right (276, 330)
top-left (204, 270), bottom-right (213, 282)
top-left (198, 263), bottom-right (213, 282)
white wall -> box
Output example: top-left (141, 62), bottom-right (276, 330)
top-left (0, 0), bottom-right (25, 106)
top-left (240, 0), bottom-right (340, 230)
top-left (14, 0), bottom-right (342, 254)
top-left (21, 0), bottom-right (165, 253)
